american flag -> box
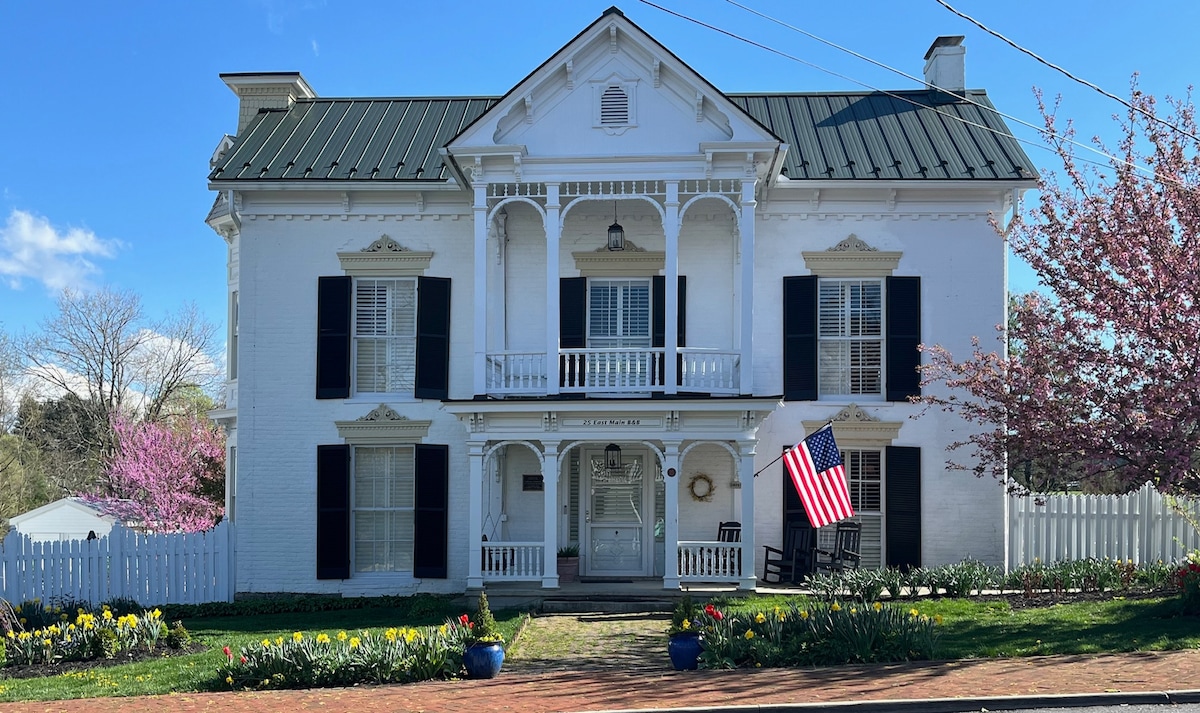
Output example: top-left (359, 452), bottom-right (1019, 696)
top-left (783, 424), bottom-right (854, 529)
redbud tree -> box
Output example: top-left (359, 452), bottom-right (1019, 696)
top-left (921, 86), bottom-right (1200, 496)
top-left (87, 414), bottom-right (225, 532)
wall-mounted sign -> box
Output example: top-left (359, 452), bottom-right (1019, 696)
top-left (561, 417), bottom-right (662, 428)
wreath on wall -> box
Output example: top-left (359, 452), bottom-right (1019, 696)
top-left (687, 473), bottom-right (715, 502)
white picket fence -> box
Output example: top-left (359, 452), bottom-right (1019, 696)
top-left (0, 521), bottom-right (235, 606)
top-left (1008, 483), bottom-right (1200, 569)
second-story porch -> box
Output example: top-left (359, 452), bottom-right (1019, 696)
top-left (468, 179), bottom-right (760, 400)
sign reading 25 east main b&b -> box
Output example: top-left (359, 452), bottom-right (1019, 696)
top-left (562, 417), bottom-right (663, 428)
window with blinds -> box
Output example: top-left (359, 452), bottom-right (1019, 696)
top-left (818, 279), bottom-right (883, 395)
top-left (354, 278), bottom-right (417, 393)
top-left (599, 85), bottom-right (629, 125)
top-left (353, 446), bottom-right (415, 573)
top-left (588, 278), bottom-right (651, 349)
top-left (843, 449), bottom-right (882, 512)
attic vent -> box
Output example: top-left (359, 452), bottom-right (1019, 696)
top-left (600, 85), bottom-right (628, 124)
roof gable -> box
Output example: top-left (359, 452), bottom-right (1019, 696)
top-left (445, 7), bottom-right (781, 182)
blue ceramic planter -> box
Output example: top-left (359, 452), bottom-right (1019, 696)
top-left (463, 642), bottom-right (505, 679)
top-left (668, 632), bottom-right (703, 670)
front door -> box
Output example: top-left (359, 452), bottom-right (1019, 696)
top-left (582, 448), bottom-right (650, 576)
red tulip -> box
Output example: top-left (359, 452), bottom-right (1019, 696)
top-left (223, 645), bottom-right (232, 661)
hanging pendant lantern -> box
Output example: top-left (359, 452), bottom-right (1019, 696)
top-left (607, 203), bottom-right (625, 251)
top-left (604, 443), bottom-right (622, 475)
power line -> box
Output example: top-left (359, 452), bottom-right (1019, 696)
top-left (935, 0), bottom-right (1200, 143)
top-left (712, 0), bottom-right (1175, 180)
top-left (634, 0), bottom-right (1184, 186)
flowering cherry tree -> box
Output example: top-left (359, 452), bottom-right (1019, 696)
top-left (921, 86), bottom-right (1200, 496)
top-left (86, 414), bottom-right (225, 531)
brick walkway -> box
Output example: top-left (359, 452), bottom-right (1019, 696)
top-left (3, 650), bottom-right (1200, 713)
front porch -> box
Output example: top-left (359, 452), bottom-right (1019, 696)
top-left (445, 398), bottom-right (780, 592)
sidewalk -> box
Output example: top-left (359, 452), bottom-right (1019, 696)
top-left (3, 650), bottom-right (1200, 713)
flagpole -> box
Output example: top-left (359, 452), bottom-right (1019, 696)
top-left (752, 421), bottom-right (834, 478)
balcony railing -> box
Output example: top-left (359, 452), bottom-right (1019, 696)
top-left (485, 349), bottom-right (740, 396)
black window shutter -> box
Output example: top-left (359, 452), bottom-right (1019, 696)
top-left (316, 444), bottom-right (351, 580)
top-left (413, 444), bottom-right (449, 579)
top-left (783, 276), bottom-right (818, 401)
top-left (414, 276), bottom-right (451, 400)
top-left (652, 276), bottom-right (666, 348)
top-left (560, 278), bottom-right (587, 348)
top-left (885, 445), bottom-right (921, 571)
top-left (316, 276), bottom-right (351, 399)
top-left (677, 276), bottom-right (687, 348)
top-left (559, 277), bottom-right (587, 389)
top-left (886, 276), bottom-right (921, 402)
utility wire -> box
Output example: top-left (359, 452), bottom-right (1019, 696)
top-left (635, 0), bottom-right (1182, 185)
top-left (713, 0), bottom-right (1178, 181)
top-left (935, 0), bottom-right (1200, 143)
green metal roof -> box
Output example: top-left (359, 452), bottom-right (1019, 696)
top-left (729, 90), bottom-right (1035, 181)
top-left (209, 90), bottom-right (1036, 184)
top-left (211, 98), bottom-right (498, 182)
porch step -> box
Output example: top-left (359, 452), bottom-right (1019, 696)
top-left (540, 597), bottom-right (675, 614)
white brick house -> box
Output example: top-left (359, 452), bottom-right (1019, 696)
top-left (206, 8), bottom-right (1036, 596)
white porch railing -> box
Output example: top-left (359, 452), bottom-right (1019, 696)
top-left (485, 348), bottom-right (741, 395)
top-left (486, 352), bottom-right (548, 394)
top-left (481, 542), bottom-right (544, 581)
top-left (677, 541), bottom-right (743, 582)
top-left (679, 349), bottom-right (741, 394)
top-left (561, 348), bottom-right (664, 392)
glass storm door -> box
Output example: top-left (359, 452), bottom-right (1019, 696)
top-left (583, 450), bottom-right (648, 575)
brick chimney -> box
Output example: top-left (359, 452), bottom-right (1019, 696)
top-left (220, 72), bottom-right (316, 134)
top-left (923, 36), bottom-right (965, 93)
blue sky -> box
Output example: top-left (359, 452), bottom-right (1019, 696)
top-left (1, 0), bottom-right (1196, 337)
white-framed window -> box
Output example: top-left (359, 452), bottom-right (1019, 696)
top-left (843, 449), bottom-right (882, 512)
top-left (354, 278), bottom-right (417, 394)
top-left (818, 279), bottom-right (883, 396)
top-left (588, 278), bottom-right (651, 349)
top-left (353, 445), bottom-right (415, 573)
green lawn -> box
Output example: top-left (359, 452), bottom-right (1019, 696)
top-left (2, 594), bottom-right (1197, 702)
top-left (0, 603), bottom-right (527, 702)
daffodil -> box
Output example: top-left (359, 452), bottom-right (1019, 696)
top-left (349, 637), bottom-right (361, 649)
top-left (873, 601), bottom-right (883, 612)
top-left (292, 632), bottom-right (303, 643)
top-left (316, 633), bottom-right (330, 644)
top-left (337, 631), bottom-right (348, 641)
top-left (744, 630), bottom-right (755, 639)
top-left (830, 603), bottom-right (841, 612)
top-left (755, 612), bottom-right (766, 624)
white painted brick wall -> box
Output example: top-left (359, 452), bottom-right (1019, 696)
top-left (228, 184), bottom-right (1010, 594)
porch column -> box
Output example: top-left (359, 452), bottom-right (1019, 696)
top-left (738, 179), bottom-right (757, 396)
top-left (545, 184), bottom-right (562, 395)
top-left (664, 181), bottom-right (679, 394)
top-left (472, 184), bottom-right (489, 397)
top-left (737, 440), bottom-right (757, 590)
top-left (542, 442), bottom-right (561, 588)
top-left (467, 440), bottom-right (486, 589)
top-left (662, 440), bottom-right (681, 590)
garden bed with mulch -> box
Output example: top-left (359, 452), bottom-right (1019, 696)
top-left (0, 641), bottom-right (207, 680)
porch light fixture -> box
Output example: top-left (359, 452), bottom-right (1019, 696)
top-left (607, 203), bottom-right (625, 251)
top-left (604, 443), bottom-right (622, 475)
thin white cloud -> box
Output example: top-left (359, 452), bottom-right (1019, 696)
top-left (311, 39), bottom-right (319, 56)
top-left (0, 209), bottom-right (120, 292)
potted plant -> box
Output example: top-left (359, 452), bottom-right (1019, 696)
top-left (459, 592), bottom-right (506, 679)
top-left (557, 545), bottom-right (580, 584)
top-left (666, 595), bottom-right (704, 670)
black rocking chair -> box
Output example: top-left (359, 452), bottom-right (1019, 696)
top-left (814, 520), bottom-right (862, 575)
top-left (717, 521), bottom-right (742, 542)
top-left (761, 520), bottom-right (814, 585)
